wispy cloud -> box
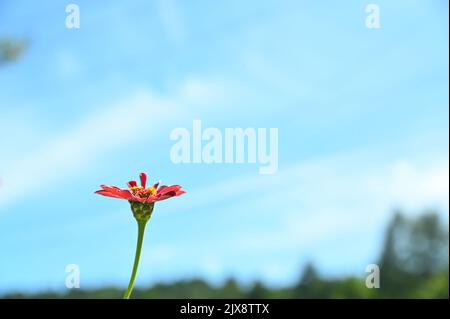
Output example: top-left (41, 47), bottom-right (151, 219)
top-left (158, 140), bottom-right (449, 281)
top-left (0, 75), bottom-right (230, 209)
top-left (0, 90), bottom-right (178, 208)
top-left (174, 145), bottom-right (449, 217)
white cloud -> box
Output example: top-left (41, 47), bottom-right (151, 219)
top-left (184, 149), bottom-right (449, 218)
top-left (0, 90), bottom-right (178, 208)
top-left (163, 145), bottom-right (449, 281)
top-left (0, 75), bottom-right (228, 209)
top-left (389, 160), bottom-right (449, 211)
top-left (178, 77), bottom-right (225, 104)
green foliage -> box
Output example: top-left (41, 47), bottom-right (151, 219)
top-left (2, 211), bottom-right (448, 299)
top-left (377, 211), bottom-right (449, 298)
top-left (0, 38), bottom-right (28, 65)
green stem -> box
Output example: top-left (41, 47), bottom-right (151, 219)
top-left (123, 219), bottom-right (147, 299)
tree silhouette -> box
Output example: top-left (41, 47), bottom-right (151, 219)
top-left (378, 211), bottom-right (449, 296)
top-left (0, 38), bottom-right (28, 65)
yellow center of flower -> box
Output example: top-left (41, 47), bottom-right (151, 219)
top-left (130, 186), bottom-right (157, 198)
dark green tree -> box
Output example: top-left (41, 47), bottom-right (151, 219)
top-left (378, 211), bottom-right (449, 297)
top-left (0, 38), bottom-right (28, 65)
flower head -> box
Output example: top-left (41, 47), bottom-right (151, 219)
top-left (95, 172), bottom-right (186, 204)
top-left (95, 172), bottom-right (185, 299)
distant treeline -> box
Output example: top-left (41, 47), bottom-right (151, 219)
top-left (3, 211), bottom-right (449, 299)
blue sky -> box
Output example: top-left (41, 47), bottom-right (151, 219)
top-left (0, 0), bottom-right (448, 293)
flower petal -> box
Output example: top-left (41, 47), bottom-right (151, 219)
top-left (95, 190), bottom-right (128, 200)
top-left (145, 195), bottom-right (158, 204)
top-left (157, 185), bottom-right (182, 196)
top-left (139, 172), bottom-right (147, 188)
top-left (127, 180), bottom-right (137, 188)
top-left (155, 187), bottom-right (185, 201)
top-left (98, 185), bottom-right (133, 200)
top-left (130, 194), bottom-right (147, 203)
top-left (153, 180), bottom-right (161, 189)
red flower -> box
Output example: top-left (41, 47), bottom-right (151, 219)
top-left (95, 172), bottom-right (185, 204)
